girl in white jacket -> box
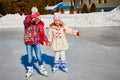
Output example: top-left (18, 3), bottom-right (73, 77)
top-left (48, 12), bottom-right (80, 72)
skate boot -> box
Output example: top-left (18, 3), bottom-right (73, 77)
top-left (52, 60), bottom-right (59, 73)
top-left (60, 61), bottom-right (68, 72)
top-left (26, 66), bottom-right (33, 79)
top-left (39, 65), bottom-right (48, 77)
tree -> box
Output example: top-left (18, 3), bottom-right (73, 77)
top-left (89, 3), bottom-right (96, 12)
top-left (56, 7), bottom-right (60, 12)
top-left (2, 1), bottom-right (12, 15)
top-left (18, 1), bottom-right (26, 15)
top-left (69, 0), bottom-right (74, 14)
top-left (0, 2), bottom-right (3, 14)
top-left (81, 4), bottom-right (89, 13)
top-left (61, 8), bottom-right (64, 14)
top-left (0, 0), bottom-right (62, 15)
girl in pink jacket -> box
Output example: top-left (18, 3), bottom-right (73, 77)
top-left (48, 12), bottom-right (80, 72)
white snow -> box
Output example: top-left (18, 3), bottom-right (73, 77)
top-left (0, 6), bottom-right (120, 28)
top-left (45, 2), bottom-right (63, 10)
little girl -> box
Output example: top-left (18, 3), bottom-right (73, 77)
top-left (24, 7), bottom-right (49, 79)
top-left (48, 12), bottom-right (80, 72)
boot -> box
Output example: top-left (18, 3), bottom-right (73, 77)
top-left (60, 61), bottom-right (68, 72)
top-left (39, 65), bottom-right (48, 77)
top-left (26, 66), bottom-right (33, 79)
top-left (52, 60), bottom-right (59, 73)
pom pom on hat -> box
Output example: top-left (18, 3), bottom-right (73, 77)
top-left (31, 6), bottom-right (38, 14)
top-left (53, 12), bottom-right (61, 20)
top-left (31, 6), bottom-right (41, 21)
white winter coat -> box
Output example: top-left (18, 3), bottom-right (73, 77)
top-left (48, 26), bottom-right (78, 51)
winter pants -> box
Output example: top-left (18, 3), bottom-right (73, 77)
top-left (26, 44), bottom-right (42, 66)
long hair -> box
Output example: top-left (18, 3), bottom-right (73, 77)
top-left (50, 20), bottom-right (65, 27)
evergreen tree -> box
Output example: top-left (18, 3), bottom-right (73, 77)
top-left (56, 7), bottom-right (60, 12)
top-left (0, 0), bottom-right (62, 15)
top-left (0, 2), bottom-right (3, 15)
top-left (89, 3), bottom-right (96, 12)
top-left (10, 1), bottom-right (21, 14)
top-left (69, 0), bottom-right (74, 14)
top-left (18, 1), bottom-right (26, 14)
top-left (2, 1), bottom-right (12, 15)
top-left (61, 8), bottom-right (64, 14)
top-left (81, 4), bottom-right (89, 13)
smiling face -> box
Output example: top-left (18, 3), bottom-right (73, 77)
top-left (54, 19), bottom-right (62, 26)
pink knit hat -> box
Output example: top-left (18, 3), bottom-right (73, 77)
top-left (53, 12), bottom-right (61, 21)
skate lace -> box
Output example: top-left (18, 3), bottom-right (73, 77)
top-left (53, 63), bottom-right (59, 68)
top-left (39, 66), bottom-right (46, 72)
top-left (61, 63), bottom-right (67, 68)
top-left (28, 69), bottom-right (33, 73)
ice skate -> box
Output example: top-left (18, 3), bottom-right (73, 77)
top-left (60, 61), bottom-right (68, 72)
top-left (26, 66), bottom-right (33, 79)
top-left (39, 65), bottom-right (48, 77)
top-left (52, 61), bottom-right (59, 73)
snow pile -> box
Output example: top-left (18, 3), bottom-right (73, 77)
top-left (109, 6), bottom-right (120, 21)
top-left (0, 7), bottom-right (120, 28)
top-left (0, 14), bottom-right (25, 28)
top-left (41, 11), bottom-right (120, 27)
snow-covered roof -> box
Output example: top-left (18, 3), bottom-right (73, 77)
top-left (45, 2), bottom-right (63, 10)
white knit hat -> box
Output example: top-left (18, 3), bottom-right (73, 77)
top-left (31, 6), bottom-right (41, 20)
top-left (31, 6), bottom-right (38, 14)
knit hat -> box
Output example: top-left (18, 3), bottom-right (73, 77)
top-left (31, 6), bottom-right (38, 14)
top-left (53, 12), bottom-right (61, 21)
top-left (31, 6), bottom-right (40, 20)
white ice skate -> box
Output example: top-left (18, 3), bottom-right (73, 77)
top-left (52, 67), bottom-right (59, 73)
top-left (26, 66), bottom-right (33, 79)
top-left (52, 61), bottom-right (59, 73)
top-left (62, 67), bottom-right (68, 72)
top-left (60, 61), bottom-right (68, 72)
top-left (39, 65), bottom-right (48, 77)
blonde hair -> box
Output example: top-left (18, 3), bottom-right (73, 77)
top-left (50, 20), bottom-right (65, 27)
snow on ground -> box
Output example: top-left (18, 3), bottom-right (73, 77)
top-left (0, 6), bottom-right (120, 28)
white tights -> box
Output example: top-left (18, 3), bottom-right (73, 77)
top-left (55, 51), bottom-right (65, 61)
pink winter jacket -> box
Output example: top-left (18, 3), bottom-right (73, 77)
top-left (23, 15), bottom-right (48, 45)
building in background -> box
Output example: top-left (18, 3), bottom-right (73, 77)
top-left (63, 0), bottom-right (120, 13)
top-left (62, 0), bottom-right (76, 13)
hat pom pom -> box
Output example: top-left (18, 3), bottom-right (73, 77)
top-left (31, 6), bottom-right (38, 14)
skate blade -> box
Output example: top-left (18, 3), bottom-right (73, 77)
top-left (41, 73), bottom-right (48, 77)
top-left (63, 70), bottom-right (68, 73)
top-left (52, 70), bottom-right (57, 73)
top-left (52, 69), bottom-right (58, 73)
top-left (26, 75), bottom-right (32, 80)
top-left (62, 69), bottom-right (68, 73)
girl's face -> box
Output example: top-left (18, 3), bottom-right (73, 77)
top-left (34, 18), bottom-right (40, 24)
top-left (54, 20), bottom-right (61, 26)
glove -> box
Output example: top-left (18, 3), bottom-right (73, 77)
top-left (46, 41), bottom-right (50, 46)
top-left (76, 32), bottom-right (80, 36)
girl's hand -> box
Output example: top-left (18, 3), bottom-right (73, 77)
top-left (46, 41), bottom-right (51, 46)
top-left (76, 32), bottom-right (80, 36)
top-left (63, 28), bottom-right (66, 32)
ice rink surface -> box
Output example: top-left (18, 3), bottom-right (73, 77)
top-left (0, 26), bottom-right (120, 80)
